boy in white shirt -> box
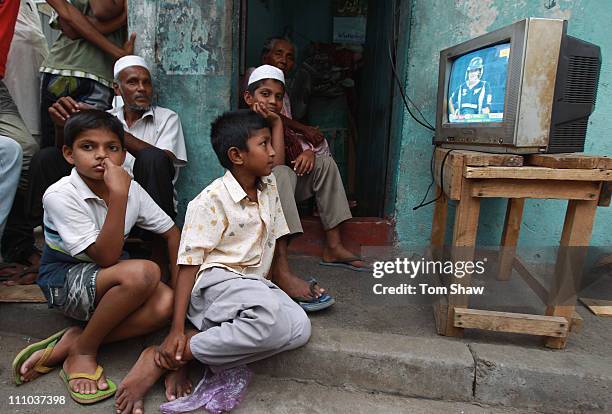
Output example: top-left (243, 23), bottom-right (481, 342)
top-left (13, 110), bottom-right (181, 405)
top-left (113, 109), bottom-right (311, 414)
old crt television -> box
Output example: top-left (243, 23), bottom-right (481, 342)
top-left (434, 18), bottom-right (601, 154)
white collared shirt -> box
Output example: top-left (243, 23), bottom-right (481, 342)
top-left (43, 168), bottom-right (175, 261)
top-left (177, 170), bottom-right (289, 287)
top-left (107, 104), bottom-right (188, 184)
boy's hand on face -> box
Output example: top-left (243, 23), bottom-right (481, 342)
top-left (102, 158), bottom-right (131, 196)
top-left (253, 102), bottom-right (281, 125)
top-left (291, 149), bottom-right (315, 176)
top-left (155, 329), bottom-right (188, 370)
top-left (302, 125), bottom-right (325, 146)
top-left (48, 97), bottom-right (81, 127)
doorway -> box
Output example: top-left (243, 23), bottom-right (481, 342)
top-left (238, 0), bottom-right (401, 217)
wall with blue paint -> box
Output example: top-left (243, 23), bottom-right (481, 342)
top-left (129, 0), bottom-right (234, 220)
top-left (392, 0), bottom-right (612, 252)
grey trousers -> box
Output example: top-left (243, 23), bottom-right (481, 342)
top-left (273, 155), bottom-right (351, 235)
top-left (0, 80), bottom-right (38, 191)
top-left (188, 267), bottom-right (311, 371)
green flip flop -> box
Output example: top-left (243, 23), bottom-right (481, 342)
top-left (60, 365), bottom-right (117, 404)
top-left (13, 328), bottom-right (69, 385)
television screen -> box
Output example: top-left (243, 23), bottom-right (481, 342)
top-left (448, 43), bottom-right (510, 123)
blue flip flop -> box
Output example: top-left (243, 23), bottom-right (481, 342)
top-left (319, 257), bottom-right (372, 273)
top-left (292, 279), bottom-right (335, 312)
top-left (294, 293), bottom-right (336, 312)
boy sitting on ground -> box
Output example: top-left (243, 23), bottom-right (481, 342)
top-left (113, 109), bottom-right (311, 414)
top-left (13, 110), bottom-right (186, 404)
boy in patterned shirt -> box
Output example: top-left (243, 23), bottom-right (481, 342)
top-left (114, 109), bottom-right (311, 414)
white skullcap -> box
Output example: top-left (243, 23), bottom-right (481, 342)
top-left (113, 55), bottom-right (150, 79)
top-left (248, 64), bottom-right (285, 86)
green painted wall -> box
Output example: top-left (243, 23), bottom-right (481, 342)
top-left (128, 1), bottom-right (612, 252)
top-left (245, 0), bottom-right (334, 68)
top-left (392, 0), bottom-right (612, 253)
top-left (129, 0), bottom-right (234, 221)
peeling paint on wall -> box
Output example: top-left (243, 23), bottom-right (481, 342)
top-left (455, 0), bottom-right (499, 37)
top-left (157, 0), bottom-right (226, 75)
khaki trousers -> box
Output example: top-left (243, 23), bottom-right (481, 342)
top-left (273, 155), bottom-right (351, 235)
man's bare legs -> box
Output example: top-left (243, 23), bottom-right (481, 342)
top-left (322, 225), bottom-right (365, 268)
top-left (63, 259), bottom-right (173, 396)
top-left (115, 329), bottom-right (199, 414)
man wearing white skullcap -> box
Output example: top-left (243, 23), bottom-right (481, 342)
top-left (31, 54), bottom-right (187, 214)
top-left (22, 56), bottom-right (188, 293)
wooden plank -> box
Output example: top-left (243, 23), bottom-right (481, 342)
top-left (454, 308), bottom-right (569, 337)
top-left (545, 199), bottom-right (598, 348)
top-left (498, 199), bottom-right (525, 281)
top-left (464, 166), bottom-right (612, 181)
top-left (527, 154), bottom-right (600, 169)
top-left (596, 157), bottom-right (612, 170)
top-left (513, 257), bottom-right (549, 303)
top-left (434, 148), bottom-right (465, 200)
top-left (579, 298), bottom-right (612, 317)
top-left (570, 310), bottom-right (583, 333)
top-left (526, 153), bottom-right (612, 170)
top-left (454, 150), bottom-right (523, 167)
top-left (443, 179), bottom-right (481, 337)
top-left (471, 180), bottom-right (600, 200)
top-left (433, 297), bottom-right (449, 335)
top-left (0, 284), bottom-right (46, 303)
top-left (430, 185), bottom-right (448, 248)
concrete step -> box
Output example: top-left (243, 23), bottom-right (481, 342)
top-left (2, 251), bottom-right (612, 414)
top-left (2, 299), bottom-right (612, 413)
top-left (288, 216), bottom-right (394, 256)
top-left (0, 329), bottom-right (523, 414)
top-left (251, 327), bottom-right (612, 413)
top-left (233, 375), bottom-right (528, 414)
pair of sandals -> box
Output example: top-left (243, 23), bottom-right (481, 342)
top-left (12, 328), bottom-right (116, 404)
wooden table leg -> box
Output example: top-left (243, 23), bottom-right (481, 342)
top-left (497, 198), bottom-right (525, 281)
top-left (431, 185), bottom-right (448, 253)
top-left (442, 180), bottom-right (481, 337)
top-left (545, 199), bottom-right (598, 349)
top-left (431, 186), bottom-right (449, 334)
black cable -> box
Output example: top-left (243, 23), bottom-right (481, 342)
top-left (388, 0), bottom-right (435, 131)
top-left (387, 44), bottom-right (435, 132)
top-left (413, 149), bottom-right (454, 210)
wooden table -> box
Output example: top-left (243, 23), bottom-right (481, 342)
top-left (430, 148), bottom-right (612, 348)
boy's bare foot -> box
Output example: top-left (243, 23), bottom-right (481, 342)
top-left (2, 266), bottom-right (38, 286)
top-left (323, 245), bottom-right (365, 269)
top-left (63, 352), bottom-right (108, 395)
top-left (270, 269), bottom-right (325, 299)
top-left (0, 263), bottom-right (22, 277)
top-left (115, 346), bottom-right (164, 414)
top-left (19, 327), bottom-right (82, 383)
top-left (164, 365), bottom-right (192, 401)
